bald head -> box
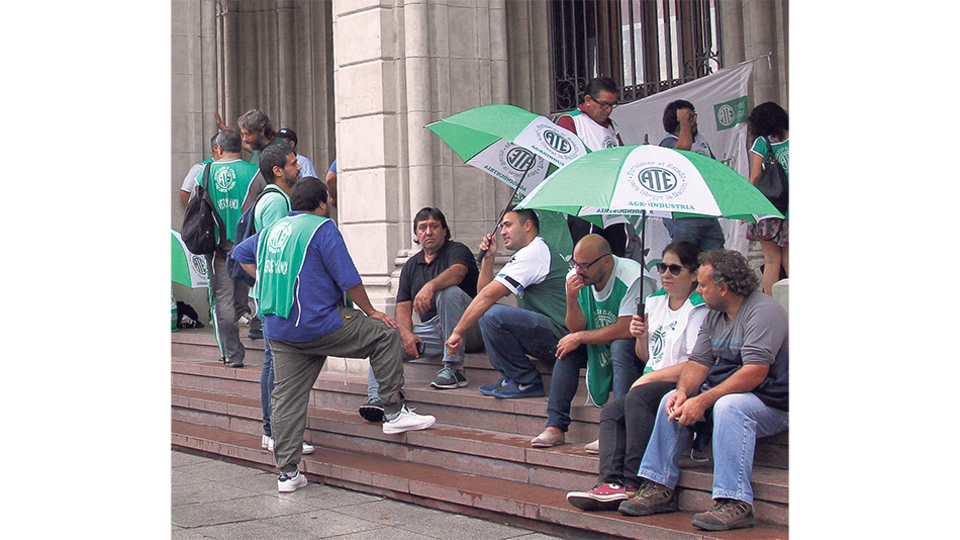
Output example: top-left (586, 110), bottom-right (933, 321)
top-left (575, 234), bottom-right (611, 260)
top-left (573, 234), bottom-right (614, 289)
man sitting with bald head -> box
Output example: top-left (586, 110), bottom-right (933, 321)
top-left (532, 234), bottom-right (645, 448)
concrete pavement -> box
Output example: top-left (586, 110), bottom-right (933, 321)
top-left (172, 449), bottom-right (566, 540)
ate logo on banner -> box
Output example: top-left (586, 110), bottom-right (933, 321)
top-left (713, 96), bottom-right (748, 132)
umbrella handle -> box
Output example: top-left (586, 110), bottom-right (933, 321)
top-left (475, 224), bottom-right (501, 265)
top-left (476, 169), bottom-right (529, 265)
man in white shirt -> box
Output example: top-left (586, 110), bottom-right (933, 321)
top-left (445, 207), bottom-right (580, 401)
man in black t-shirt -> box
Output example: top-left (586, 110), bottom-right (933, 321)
top-left (359, 207), bottom-right (482, 421)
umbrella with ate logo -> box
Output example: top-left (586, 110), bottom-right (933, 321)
top-left (516, 144), bottom-right (782, 305)
top-left (172, 229), bottom-right (210, 288)
top-left (426, 104), bottom-right (592, 259)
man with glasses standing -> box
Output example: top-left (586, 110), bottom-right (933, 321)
top-left (556, 77), bottom-right (637, 259)
top-left (658, 100), bottom-right (724, 251)
top-left (530, 234), bottom-right (644, 448)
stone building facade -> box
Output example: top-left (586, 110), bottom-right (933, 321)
top-left (172, 0), bottom-right (788, 316)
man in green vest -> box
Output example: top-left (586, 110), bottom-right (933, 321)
top-left (531, 234), bottom-right (643, 448)
top-left (232, 177), bottom-right (436, 493)
top-left (195, 130), bottom-right (260, 368)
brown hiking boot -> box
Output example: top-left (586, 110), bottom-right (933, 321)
top-left (617, 481), bottom-right (677, 516)
top-left (691, 498), bottom-right (755, 531)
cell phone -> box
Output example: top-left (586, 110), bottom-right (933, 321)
top-left (416, 341), bottom-right (425, 356)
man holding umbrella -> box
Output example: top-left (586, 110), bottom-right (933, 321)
top-left (445, 207), bottom-right (576, 400)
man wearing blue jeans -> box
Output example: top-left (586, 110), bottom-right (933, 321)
top-left (618, 250), bottom-right (788, 532)
top-left (360, 207), bottom-right (481, 421)
top-left (445, 207), bottom-right (575, 402)
top-left (531, 234), bottom-right (642, 448)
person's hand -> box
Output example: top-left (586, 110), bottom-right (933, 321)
top-left (413, 283), bottom-right (435, 315)
top-left (214, 112), bottom-right (230, 131)
top-left (629, 314), bottom-right (647, 338)
top-left (566, 273), bottom-right (586, 300)
top-left (479, 234), bottom-right (498, 260)
top-left (445, 331), bottom-right (463, 357)
top-left (668, 394), bottom-right (708, 426)
top-left (677, 108), bottom-right (695, 129)
top-left (555, 332), bottom-right (582, 360)
top-left (368, 310), bottom-right (398, 329)
top-left (665, 389), bottom-right (687, 419)
top-left (401, 329), bottom-right (422, 359)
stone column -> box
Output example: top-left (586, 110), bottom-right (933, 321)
top-left (332, 0), bottom-right (402, 313)
top-left (743, 0), bottom-right (779, 105)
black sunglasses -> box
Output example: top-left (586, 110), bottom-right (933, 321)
top-left (574, 253), bottom-right (610, 272)
top-left (656, 263), bottom-right (689, 276)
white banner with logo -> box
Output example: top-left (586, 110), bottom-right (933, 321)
top-left (610, 60), bottom-right (755, 275)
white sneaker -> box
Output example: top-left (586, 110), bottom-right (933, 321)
top-left (584, 439), bottom-right (600, 454)
top-left (382, 405), bottom-right (436, 434)
top-left (261, 434), bottom-right (274, 451)
top-left (264, 434), bottom-right (313, 454)
top-left (277, 470), bottom-right (308, 493)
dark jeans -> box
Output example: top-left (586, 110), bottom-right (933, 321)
top-left (597, 380), bottom-right (675, 488)
top-left (478, 304), bottom-right (590, 431)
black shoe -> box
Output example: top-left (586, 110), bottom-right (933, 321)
top-left (359, 396), bottom-right (384, 422)
top-left (249, 328), bottom-right (263, 340)
top-left (223, 357), bottom-right (244, 368)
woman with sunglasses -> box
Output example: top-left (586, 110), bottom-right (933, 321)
top-left (566, 241), bottom-right (708, 512)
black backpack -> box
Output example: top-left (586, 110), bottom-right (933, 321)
top-left (181, 163), bottom-right (226, 256)
top-left (754, 136), bottom-right (789, 215)
top-left (226, 185), bottom-right (282, 286)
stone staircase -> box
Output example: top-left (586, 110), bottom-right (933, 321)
top-left (172, 327), bottom-right (788, 539)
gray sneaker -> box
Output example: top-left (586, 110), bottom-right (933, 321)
top-left (430, 365), bottom-right (467, 389)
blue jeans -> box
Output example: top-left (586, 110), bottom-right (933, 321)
top-left (261, 339), bottom-right (275, 436)
top-left (637, 390), bottom-right (788, 505)
top-left (366, 287), bottom-right (480, 399)
top-left (663, 217), bottom-right (725, 252)
top-left (479, 304), bottom-right (588, 431)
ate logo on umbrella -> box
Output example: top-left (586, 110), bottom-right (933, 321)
top-left (537, 126), bottom-right (575, 155)
top-left (499, 146), bottom-right (547, 181)
top-left (626, 162), bottom-right (689, 201)
top-left (191, 254), bottom-right (207, 277)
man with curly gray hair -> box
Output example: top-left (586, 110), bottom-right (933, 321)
top-left (618, 250), bottom-right (788, 532)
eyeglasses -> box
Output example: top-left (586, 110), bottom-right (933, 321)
top-left (590, 96), bottom-right (618, 110)
top-left (574, 253), bottom-right (610, 272)
top-left (656, 263), bottom-right (688, 276)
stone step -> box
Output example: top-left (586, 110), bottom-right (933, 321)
top-left (172, 421), bottom-right (789, 538)
top-left (171, 327), bottom-right (789, 533)
top-left (172, 387), bottom-right (788, 511)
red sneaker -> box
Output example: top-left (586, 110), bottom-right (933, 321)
top-left (566, 483), bottom-right (637, 511)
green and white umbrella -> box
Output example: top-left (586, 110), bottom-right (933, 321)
top-left (426, 104), bottom-right (590, 198)
top-left (426, 104), bottom-right (592, 259)
top-left (516, 144), bottom-right (783, 222)
top-left (516, 144), bottom-right (783, 312)
top-left (172, 229), bottom-right (209, 288)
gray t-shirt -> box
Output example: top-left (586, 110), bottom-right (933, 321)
top-left (691, 291), bottom-right (787, 368)
top-left (690, 291), bottom-right (789, 410)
